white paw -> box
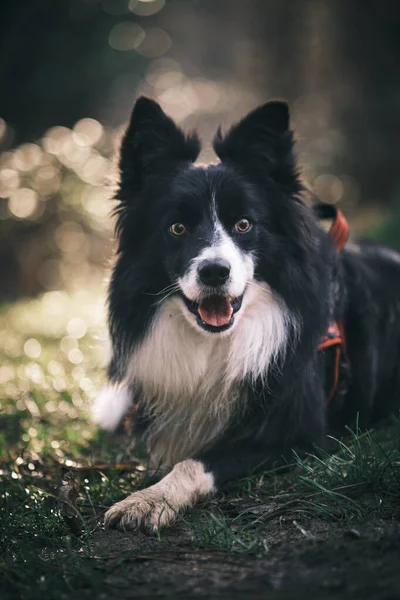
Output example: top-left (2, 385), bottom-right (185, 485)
top-left (104, 487), bottom-right (177, 532)
top-left (104, 459), bottom-right (215, 532)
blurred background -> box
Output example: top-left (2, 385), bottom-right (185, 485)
top-left (1, 0), bottom-right (400, 461)
top-left (1, 0), bottom-right (400, 301)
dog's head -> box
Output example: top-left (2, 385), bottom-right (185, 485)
top-left (115, 97), bottom-right (305, 335)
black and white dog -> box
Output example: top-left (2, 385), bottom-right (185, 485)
top-left (93, 97), bottom-right (400, 531)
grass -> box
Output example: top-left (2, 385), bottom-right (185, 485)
top-left (1, 290), bottom-right (400, 598)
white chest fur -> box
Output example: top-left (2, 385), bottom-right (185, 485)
top-left (125, 281), bottom-right (291, 465)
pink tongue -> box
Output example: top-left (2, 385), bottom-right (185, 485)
top-left (198, 296), bottom-right (233, 327)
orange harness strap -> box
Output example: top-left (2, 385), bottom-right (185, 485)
top-left (318, 321), bottom-right (348, 404)
top-left (313, 203), bottom-right (350, 252)
top-left (315, 204), bottom-right (350, 404)
top-left (329, 210), bottom-right (350, 252)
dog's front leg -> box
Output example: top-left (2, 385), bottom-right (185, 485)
top-left (104, 440), bottom-right (275, 532)
top-left (104, 459), bottom-right (215, 531)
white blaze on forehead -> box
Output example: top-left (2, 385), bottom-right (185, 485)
top-left (210, 187), bottom-right (219, 224)
top-left (178, 194), bottom-right (254, 301)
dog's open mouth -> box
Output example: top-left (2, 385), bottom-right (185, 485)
top-left (182, 294), bottom-right (243, 333)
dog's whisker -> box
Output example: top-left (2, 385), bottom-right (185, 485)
top-left (153, 287), bottom-right (181, 307)
top-left (145, 283), bottom-right (180, 297)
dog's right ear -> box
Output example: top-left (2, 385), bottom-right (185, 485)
top-left (119, 97), bottom-right (200, 190)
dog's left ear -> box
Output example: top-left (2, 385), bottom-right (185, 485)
top-left (119, 97), bottom-right (201, 190)
top-left (213, 101), bottom-right (296, 185)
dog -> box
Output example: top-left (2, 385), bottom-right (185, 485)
top-left (93, 97), bottom-right (400, 532)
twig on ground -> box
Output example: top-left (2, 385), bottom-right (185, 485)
top-left (57, 469), bottom-right (85, 536)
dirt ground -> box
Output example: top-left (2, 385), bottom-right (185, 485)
top-left (87, 516), bottom-right (400, 599)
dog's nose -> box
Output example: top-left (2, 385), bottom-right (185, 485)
top-left (198, 259), bottom-right (230, 286)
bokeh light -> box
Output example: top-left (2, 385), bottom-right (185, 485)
top-left (8, 188), bottom-right (39, 219)
top-left (73, 118), bottom-right (104, 147)
top-left (135, 27), bottom-right (171, 58)
top-left (0, 118), bottom-right (6, 142)
top-left (129, 0), bottom-right (165, 17)
top-left (0, 167), bottom-right (20, 197)
top-left (23, 338), bottom-right (42, 359)
top-left (109, 21), bottom-right (146, 51)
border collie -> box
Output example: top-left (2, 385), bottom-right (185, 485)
top-left (93, 97), bottom-right (400, 531)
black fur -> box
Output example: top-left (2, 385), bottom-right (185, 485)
top-left (107, 97), bottom-right (400, 489)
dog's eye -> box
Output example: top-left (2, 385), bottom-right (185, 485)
top-left (234, 218), bottom-right (252, 233)
top-left (170, 223), bottom-right (187, 236)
